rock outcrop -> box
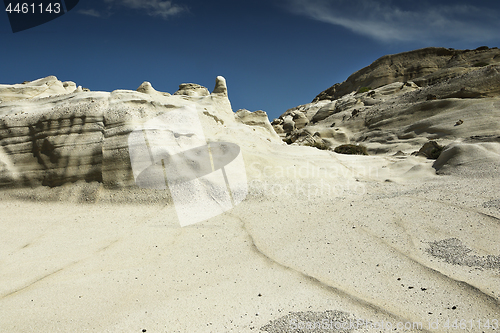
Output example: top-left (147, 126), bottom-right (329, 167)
top-left (433, 142), bottom-right (500, 177)
top-left (273, 47), bottom-right (500, 175)
top-left (2, 46), bottom-right (500, 188)
top-left (0, 76), bottom-right (78, 102)
top-left (136, 81), bottom-right (171, 97)
top-left (173, 83), bottom-right (210, 97)
top-left (212, 76), bottom-right (228, 96)
top-left (0, 76), bottom-right (280, 188)
top-left (234, 109), bottom-right (280, 140)
top-left (272, 48), bottom-right (500, 154)
top-left (313, 46), bottom-right (500, 102)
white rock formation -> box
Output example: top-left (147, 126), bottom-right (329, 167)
top-left (234, 109), bottom-right (281, 140)
top-left (136, 81), bottom-right (171, 97)
top-left (0, 76), bottom-right (77, 102)
top-left (275, 65), bottom-right (500, 158)
top-left (173, 83), bottom-right (210, 97)
top-left (212, 75), bottom-right (228, 96)
top-left (0, 76), bottom-right (281, 187)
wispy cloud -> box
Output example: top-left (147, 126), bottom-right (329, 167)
top-left (104, 0), bottom-right (186, 19)
top-left (285, 0), bottom-right (500, 43)
top-left (78, 9), bottom-right (101, 17)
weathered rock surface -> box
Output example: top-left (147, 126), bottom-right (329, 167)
top-left (276, 57), bottom-right (500, 153)
top-left (313, 46), bottom-right (500, 102)
top-left (0, 76), bottom-right (280, 188)
top-left (173, 83), bottom-right (210, 97)
top-left (433, 142), bottom-right (500, 177)
top-left (272, 47), bottom-right (500, 176)
top-left (0, 76), bottom-right (78, 102)
top-left (234, 109), bottom-right (280, 140)
top-left (2, 47), bottom-right (500, 188)
top-left (136, 81), bottom-right (171, 97)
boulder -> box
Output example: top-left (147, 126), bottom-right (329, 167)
top-left (416, 141), bottom-right (444, 159)
top-left (272, 124), bottom-right (284, 134)
top-left (312, 101), bottom-right (337, 123)
top-left (292, 112), bottom-right (309, 129)
top-left (282, 115), bottom-right (295, 132)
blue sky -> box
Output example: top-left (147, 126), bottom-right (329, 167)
top-left (1, 0), bottom-right (499, 120)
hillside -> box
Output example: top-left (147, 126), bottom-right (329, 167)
top-left (272, 47), bottom-right (500, 179)
top-left (313, 46), bottom-right (500, 102)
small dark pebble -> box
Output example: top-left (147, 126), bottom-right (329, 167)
top-left (397, 278), bottom-right (401, 281)
top-left (408, 286), bottom-right (414, 289)
top-left (421, 288), bottom-right (427, 291)
top-left (142, 330), bottom-right (147, 332)
top-left (452, 306), bottom-right (457, 310)
top-left (258, 294), bottom-right (262, 297)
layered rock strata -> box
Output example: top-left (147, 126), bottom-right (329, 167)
top-left (0, 76), bottom-right (278, 187)
top-left (274, 48), bottom-right (500, 161)
top-left (314, 46), bottom-right (500, 102)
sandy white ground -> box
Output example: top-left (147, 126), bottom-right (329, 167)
top-left (1, 143), bottom-right (499, 333)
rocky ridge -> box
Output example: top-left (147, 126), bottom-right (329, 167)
top-left (0, 76), bottom-right (279, 188)
top-left (313, 46), bottom-right (500, 102)
top-left (272, 46), bottom-right (500, 175)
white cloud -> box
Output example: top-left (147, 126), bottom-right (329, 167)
top-left (285, 0), bottom-right (500, 43)
top-left (104, 0), bottom-right (185, 19)
top-left (78, 9), bottom-right (101, 17)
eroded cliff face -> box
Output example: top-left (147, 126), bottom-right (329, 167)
top-left (313, 46), bottom-right (500, 102)
top-left (0, 92), bottom-right (106, 187)
top-left (0, 76), bottom-right (278, 188)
